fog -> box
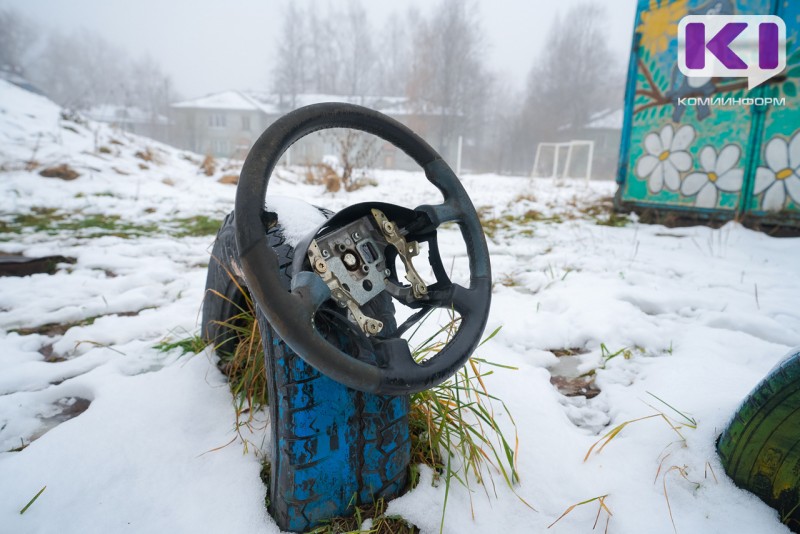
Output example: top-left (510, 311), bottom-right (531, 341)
top-left (7, 0), bottom-right (636, 95)
top-left (1, 0), bottom-right (638, 176)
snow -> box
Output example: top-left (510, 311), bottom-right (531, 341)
top-left (265, 195), bottom-right (328, 247)
top-left (587, 108), bottom-right (624, 130)
top-left (1, 79), bottom-right (799, 533)
top-left (171, 90), bottom-right (263, 111)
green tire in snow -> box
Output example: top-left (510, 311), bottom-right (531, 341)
top-left (717, 347), bottom-right (800, 531)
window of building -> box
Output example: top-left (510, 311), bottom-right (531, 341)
top-left (209, 114), bottom-right (227, 128)
top-left (211, 139), bottom-right (229, 155)
top-left (242, 115), bottom-right (250, 131)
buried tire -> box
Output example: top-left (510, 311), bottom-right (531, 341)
top-left (203, 211), bottom-right (410, 533)
top-left (717, 348), bottom-right (800, 531)
top-left (202, 212), bottom-right (249, 357)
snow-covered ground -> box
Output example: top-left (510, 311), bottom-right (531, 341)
top-left (1, 80), bottom-right (799, 533)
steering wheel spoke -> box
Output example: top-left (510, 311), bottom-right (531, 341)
top-left (427, 282), bottom-right (479, 315)
top-left (413, 200), bottom-right (463, 230)
top-left (375, 337), bottom-right (420, 374)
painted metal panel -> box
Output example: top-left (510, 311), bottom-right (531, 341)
top-left (744, 0), bottom-right (800, 217)
top-left (616, 0), bottom-right (800, 227)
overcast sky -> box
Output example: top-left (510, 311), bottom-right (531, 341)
top-left (7, 0), bottom-right (638, 100)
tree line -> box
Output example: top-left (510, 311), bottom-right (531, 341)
top-left (0, 7), bottom-right (175, 120)
top-left (272, 0), bottom-right (624, 174)
top-left (0, 1), bottom-right (624, 175)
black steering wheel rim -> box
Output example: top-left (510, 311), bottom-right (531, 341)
top-left (235, 102), bottom-right (491, 395)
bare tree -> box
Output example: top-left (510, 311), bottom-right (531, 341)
top-left (25, 28), bottom-right (173, 116)
top-left (0, 7), bottom-right (36, 75)
top-left (28, 29), bottom-right (128, 109)
top-left (407, 0), bottom-right (492, 162)
top-left (128, 55), bottom-right (175, 115)
top-left (303, 0), bottom-right (377, 98)
top-left (339, 0), bottom-right (375, 98)
top-left (327, 130), bottom-right (380, 191)
top-left (0, 7), bottom-right (175, 146)
top-left (375, 11), bottom-right (411, 97)
top-left (521, 3), bottom-right (622, 155)
top-left (273, 3), bottom-right (307, 108)
top-left (479, 79), bottom-right (523, 174)
top-left (306, 7), bottom-right (340, 94)
top-left (125, 55), bottom-right (177, 140)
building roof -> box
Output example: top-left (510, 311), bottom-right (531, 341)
top-left (86, 104), bottom-right (168, 125)
top-left (586, 108), bottom-right (623, 130)
top-left (171, 90), bottom-right (427, 116)
top-left (171, 91), bottom-right (261, 111)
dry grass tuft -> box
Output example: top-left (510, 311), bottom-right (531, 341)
top-left (407, 313), bottom-right (531, 530)
top-left (577, 392), bottom-right (704, 533)
top-left (308, 495), bottom-right (419, 533)
top-left (200, 154), bottom-right (217, 176)
top-left (548, 494), bottom-right (612, 532)
top-left (661, 464), bottom-right (699, 534)
top-left (134, 147), bottom-right (158, 163)
top-left (583, 392), bottom-right (696, 464)
top-left (305, 163), bottom-right (343, 192)
top-left (512, 192), bottom-right (537, 203)
top-left (218, 174), bottom-right (239, 185)
top-left (39, 164), bottom-right (80, 181)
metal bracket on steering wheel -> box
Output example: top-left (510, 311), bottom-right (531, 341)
top-left (306, 239), bottom-right (385, 336)
top-left (234, 103), bottom-right (492, 395)
top-left (371, 208), bottom-right (428, 300)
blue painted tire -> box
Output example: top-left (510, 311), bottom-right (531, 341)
top-left (717, 347), bottom-right (800, 532)
top-left (203, 212), bottom-right (410, 533)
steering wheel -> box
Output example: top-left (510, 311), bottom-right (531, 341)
top-left (235, 103), bottom-right (491, 395)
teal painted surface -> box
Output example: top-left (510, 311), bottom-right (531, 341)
top-left (618, 0), bottom-right (800, 225)
top-left (746, 0), bottom-right (800, 216)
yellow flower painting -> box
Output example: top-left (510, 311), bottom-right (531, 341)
top-left (637, 0), bottom-right (688, 55)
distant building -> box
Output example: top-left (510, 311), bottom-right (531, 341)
top-left (169, 91), bottom-right (443, 169)
top-left (540, 108), bottom-right (623, 181)
top-left (85, 105), bottom-right (170, 144)
top-left (583, 108), bottom-right (623, 180)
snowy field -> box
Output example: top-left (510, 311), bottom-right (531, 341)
top-left (1, 80), bottom-right (799, 533)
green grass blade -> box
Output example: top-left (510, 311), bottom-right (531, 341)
top-left (19, 486), bottom-right (46, 515)
top-left (478, 325), bottom-right (503, 347)
top-left (646, 391), bottom-right (697, 427)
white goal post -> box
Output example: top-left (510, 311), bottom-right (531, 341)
top-left (531, 140), bottom-right (594, 183)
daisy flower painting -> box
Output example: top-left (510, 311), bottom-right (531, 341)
top-left (680, 144), bottom-right (743, 208)
top-left (635, 124), bottom-right (695, 194)
top-left (753, 133), bottom-right (800, 212)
